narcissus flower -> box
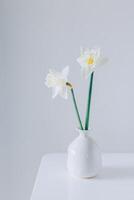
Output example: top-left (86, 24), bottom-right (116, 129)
top-left (45, 66), bottom-right (69, 99)
top-left (77, 47), bottom-right (107, 79)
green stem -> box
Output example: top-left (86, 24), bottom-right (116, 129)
top-left (70, 88), bottom-right (84, 130)
top-left (85, 72), bottom-right (94, 130)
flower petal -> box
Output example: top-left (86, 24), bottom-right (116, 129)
top-left (77, 55), bottom-right (88, 66)
top-left (45, 73), bottom-right (55, 88)
top-left (52, 87), bottom-right (61, 98)
top-left (60, 87), bottom-right (68, 99)
top-left (62, 66), bottom-right (69, 80)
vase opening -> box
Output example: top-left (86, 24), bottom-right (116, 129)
top-left (77, 128), bottom-right (91, 135)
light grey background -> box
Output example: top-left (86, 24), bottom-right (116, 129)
top-left (1, 0), bottom-right (134, 199)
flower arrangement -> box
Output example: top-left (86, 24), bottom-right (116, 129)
top-left (45, 47), bottom-right (107, 130)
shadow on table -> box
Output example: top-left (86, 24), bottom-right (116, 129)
top-left (98, 166), bottom-right (134, 180)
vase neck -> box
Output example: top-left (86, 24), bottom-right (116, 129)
top-left (77, 129), bottom-right (91, 135)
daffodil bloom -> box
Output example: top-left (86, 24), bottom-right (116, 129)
top-left (45, 66), bottom-right (84, 129)
top-left (45, 66), bottom-right (69, 99)
top-left (77, 47), bottom-right (107, 79)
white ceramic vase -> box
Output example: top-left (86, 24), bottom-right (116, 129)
top-left (67, 129), bottom-right (102, 178)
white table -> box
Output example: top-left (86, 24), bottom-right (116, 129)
top-left (31, 153), bottom-right (134, 200)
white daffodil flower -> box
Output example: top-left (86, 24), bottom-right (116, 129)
top-left (45, 66), bottom-right (69, 99)
top-left (77, 47), bottom-right (107, 79)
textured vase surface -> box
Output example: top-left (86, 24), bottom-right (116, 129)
top-left (67, 129), bottom-right (102, 178)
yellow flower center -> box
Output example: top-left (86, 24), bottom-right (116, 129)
top-left (86, 56), bottom-right (94, 65)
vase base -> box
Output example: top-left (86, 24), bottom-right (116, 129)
top-left (68, 172), bottom-right (98, 179)
top-left (67, 167), bottom-right (100, 179)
